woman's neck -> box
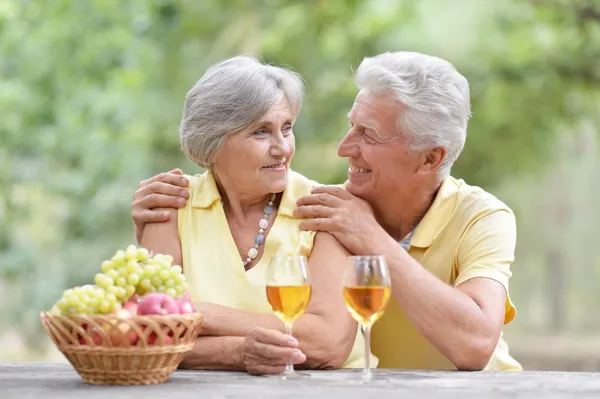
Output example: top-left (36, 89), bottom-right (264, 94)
top-left (213, 172), bottom-right (273, 221)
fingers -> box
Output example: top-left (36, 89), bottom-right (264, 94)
top-left (134, 192), bottom-right (187, 210)
top-left (250, 341), bottom-right (303, 365)
top-left (293, 204), bottom-right (334, 219)
top-left (132, 208), bottom-right (171, 224)
top-left (136, 181), bottom-right (189, 201)
top-left (298, 218), bottom-right (334, 232)
top-left (242, 328), bottom-right (307, 375)
top-left (296, 192), bottom-right (344, 208)
top-left (310, 185), bottom-right (354, 199)
top-left (139, 170), bottom-right (189, 190)
top-left (251, 327), bottom-right (298, 347)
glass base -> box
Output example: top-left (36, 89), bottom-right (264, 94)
top-left (348, 373), bottom-right (389, 385)
top-left (280, 370), bottom-right (311, 380)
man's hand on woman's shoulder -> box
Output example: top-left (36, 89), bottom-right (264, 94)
top-left (132, 168), bottom-right (190, 242)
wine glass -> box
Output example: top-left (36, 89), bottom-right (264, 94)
top-left (266, 255), bottom-right (312, 379)
top-left (343, 255), bottom-right (391, 383)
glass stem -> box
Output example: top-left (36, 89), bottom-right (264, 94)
top-left (362, 324), bottom-right (372, 381)
top-left (285, 323), bottom-right (294, 374)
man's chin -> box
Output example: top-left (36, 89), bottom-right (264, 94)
top-left (345, 182), bottom-right (368, 199)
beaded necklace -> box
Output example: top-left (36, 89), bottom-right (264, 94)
top-left (223, 193), bottom-right (277, 268)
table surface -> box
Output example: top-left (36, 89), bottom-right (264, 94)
top-left (1, 362), bottom-right (599, 399)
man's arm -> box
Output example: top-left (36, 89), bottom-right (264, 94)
top-left (197, 232), bottom-right (358, 370)
top-left (293, 186), bottom-right (514, 371)
top-left (372, 210), bottom-right (514, 371)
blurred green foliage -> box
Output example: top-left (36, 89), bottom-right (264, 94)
top-left (0, 0), bottom-right (599, 355)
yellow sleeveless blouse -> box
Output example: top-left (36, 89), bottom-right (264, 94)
top-left (177, 169), bottom-right (374, 368)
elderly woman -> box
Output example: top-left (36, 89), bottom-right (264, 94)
top-left (138, 56), bottom-right (371, 375)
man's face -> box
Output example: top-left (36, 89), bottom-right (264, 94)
top-left (337, 90), bottom-right (424, 203)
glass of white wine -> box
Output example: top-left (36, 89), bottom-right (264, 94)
top-left (266, 255), bottom-right (312, 379)
top-left (343, 255), bottom-right (391, 383)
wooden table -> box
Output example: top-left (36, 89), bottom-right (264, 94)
top-left (1, 362), bottom-right (599, 398)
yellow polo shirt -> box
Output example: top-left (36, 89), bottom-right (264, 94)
top-left (371, 176), bottom-right (522, 371)
top-left (177, 169), bottom-right (371, 369)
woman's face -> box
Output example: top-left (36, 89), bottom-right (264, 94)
top-left (212, 96), bottom-right (296, 198)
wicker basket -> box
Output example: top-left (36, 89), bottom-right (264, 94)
top-left (40, 311), bottom-right (204, 385)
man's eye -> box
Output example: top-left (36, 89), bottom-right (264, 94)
top-left (363, 133), bottom-right (376, 144)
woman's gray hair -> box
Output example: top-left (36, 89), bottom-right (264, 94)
top-left (354, 52), bottom-right (472, 179)
top-left (180, 55), bottom-right (305, 168)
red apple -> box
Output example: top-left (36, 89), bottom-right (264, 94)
top-left (123, 299), bottom-right (139, 316)
top-left (137, 293), bottom-right (179, 315)
top-left (107, 308), bottom-right (139, 346)
top-left (175, 297), bottom-right (195, 314)
top-left (79, 326), bottom-right (103, 345)
top-left (148, 332), bottom-right (172, 345)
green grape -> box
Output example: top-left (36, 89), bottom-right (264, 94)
top-left (126, 260), bottom-right (139, 274)
top-left (99, 299), bottom-right (110, 314)
top-left (127, 273), bottom-right (140, 286)
top-left (151, 276), bottom-right (162, 287)
top-left (136, 247), bottom-right (150, 261)
top-left (159, 270), bottom-right (170, 280)
top-left (125, 245), bottom-right (138, 261)
top-left (94, 273), bottom-right (113, 289)
top-left (125, 285), bottom-right (136, 298)
top-left (106, 269), bottom-right (119, 281)
top-left (165, 288), bottom-right (177, 298)
top-left (174, 274), bottom-right (185, 284)
top-left (144, 265), bottom-right (157, 278)
top-left (172, 265), bottom-right (183, 275)
top-left (88, 297), bottom-right (99, 309)
top-left (115, 277), bottom-right (127, 287)
top-left (115, 286), bottom-right (127, 300)
top-left (112, 250), bottom-right (126, 264)
top-left (140, 278), bottom-right (152, 290)
top-left (165, 279), bottom-right (175, 288)
top-left (101, 260), bottom-right (112, 273)
top-left (105, 293), bottom-right (117, 304)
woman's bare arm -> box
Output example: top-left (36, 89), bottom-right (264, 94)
top-left (196, 232), bottom-right (358, 369)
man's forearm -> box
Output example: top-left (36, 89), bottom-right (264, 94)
top-left (196, 304), bottom-right (355, 369)
top-left (178, 336), bottom-right (245, 371)
top-left (375, 236), bottom-right (500, 370)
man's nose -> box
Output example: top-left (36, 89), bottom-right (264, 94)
top-left (337, 130), bottom-right (360, 158)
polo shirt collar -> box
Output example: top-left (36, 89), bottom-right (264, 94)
top-left (190, 170), bottom-right (298, 217)
top-left (410, 176), bottom-right (460, 248)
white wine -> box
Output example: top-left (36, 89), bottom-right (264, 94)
top-left (343, 286), bottom-right (390, 326)
top-left (266, 285), bottom-right (312, 324)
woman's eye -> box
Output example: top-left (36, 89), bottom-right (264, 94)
top-left (253, 129), bottom-right (268, 136)
top-left (282, 124), bottom-right (293, 134)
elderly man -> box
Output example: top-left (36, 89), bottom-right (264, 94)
top-left (131, 51), bottom-right (521, 371)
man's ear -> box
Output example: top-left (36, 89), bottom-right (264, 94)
top-left (420, 147), bottom-right (446, 173)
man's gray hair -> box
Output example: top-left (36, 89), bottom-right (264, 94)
top-left (180, 55), bottom-right (305, 168)
top-left (355, 52), bottom-right (472, 178)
